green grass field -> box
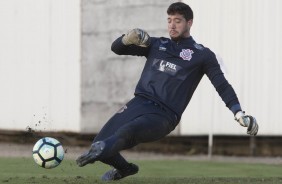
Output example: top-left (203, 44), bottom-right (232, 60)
top-left (0, 157), bottom-right (282, 184)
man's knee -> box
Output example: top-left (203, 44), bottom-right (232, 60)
top-left (114, 126), bottom-right (136, 146)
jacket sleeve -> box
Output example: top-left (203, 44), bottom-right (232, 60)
top-left (203, 49), bottom-right (242, 115)
top-left (111, 35), bottom-right (150, 57)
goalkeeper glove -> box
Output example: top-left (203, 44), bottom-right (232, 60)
top-left (122, 28), bottom-right (151, 47)
top-left (235, 111), bottom-right (259, 136)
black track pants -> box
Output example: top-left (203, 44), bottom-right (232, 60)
top-left (93, 96), bottom-right (179, 169)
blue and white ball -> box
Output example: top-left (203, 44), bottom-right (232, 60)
top-left (32, 137), bottom-right (64, 169)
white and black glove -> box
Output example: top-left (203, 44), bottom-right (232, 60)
top-left (235, 111), bottom-right (259, 136)
top-left (122, 28), bottom-right (150, 47)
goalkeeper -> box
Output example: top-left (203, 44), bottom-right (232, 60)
top-left (76, 2), bottom-right (259, 181)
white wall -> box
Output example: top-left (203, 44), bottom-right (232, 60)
top-left (0, 0), bottom-right (81, 132)
top-left (181, 0), bottom-right (282, 135)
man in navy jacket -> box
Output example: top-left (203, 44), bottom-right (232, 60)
top-left (77, 2), bottom-right (259, 181)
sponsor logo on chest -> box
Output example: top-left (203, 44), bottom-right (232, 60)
top-left (152, 59), bottom-right (182, 76)
top-left (158, 60), bottom-right (177, 72)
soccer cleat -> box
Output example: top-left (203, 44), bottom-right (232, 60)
top-left (101, 163), bottom-right (139, 181)
top-left (76, 141), bottom-right (105, 167)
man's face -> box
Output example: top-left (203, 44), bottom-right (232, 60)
top-left (167, 13), bottom-right (192, 41)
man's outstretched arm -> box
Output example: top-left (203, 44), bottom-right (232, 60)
top-left (203, 50), bottom-right (259, 136)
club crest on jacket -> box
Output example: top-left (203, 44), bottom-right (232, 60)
top-left (180, 49), bottom-right (194, 61)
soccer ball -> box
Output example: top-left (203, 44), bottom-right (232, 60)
top-left (32, 137), bottom-right (64, 169)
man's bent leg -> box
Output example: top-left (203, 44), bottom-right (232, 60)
top-left (100, 113), bottom-right (174, 158)
top-left (99, 113), bottom-right (174, 180)
top-left (77, 113), bottom-right (173, 167)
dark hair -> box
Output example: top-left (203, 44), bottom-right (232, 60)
top-left (167, 2), bottom-right (193, 21)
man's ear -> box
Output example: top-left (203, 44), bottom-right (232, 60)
top-left (188, 19), bottom-right (193, 27)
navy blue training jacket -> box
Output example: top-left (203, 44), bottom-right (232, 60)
top-left (111, 35), bottom-right (241, 118)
